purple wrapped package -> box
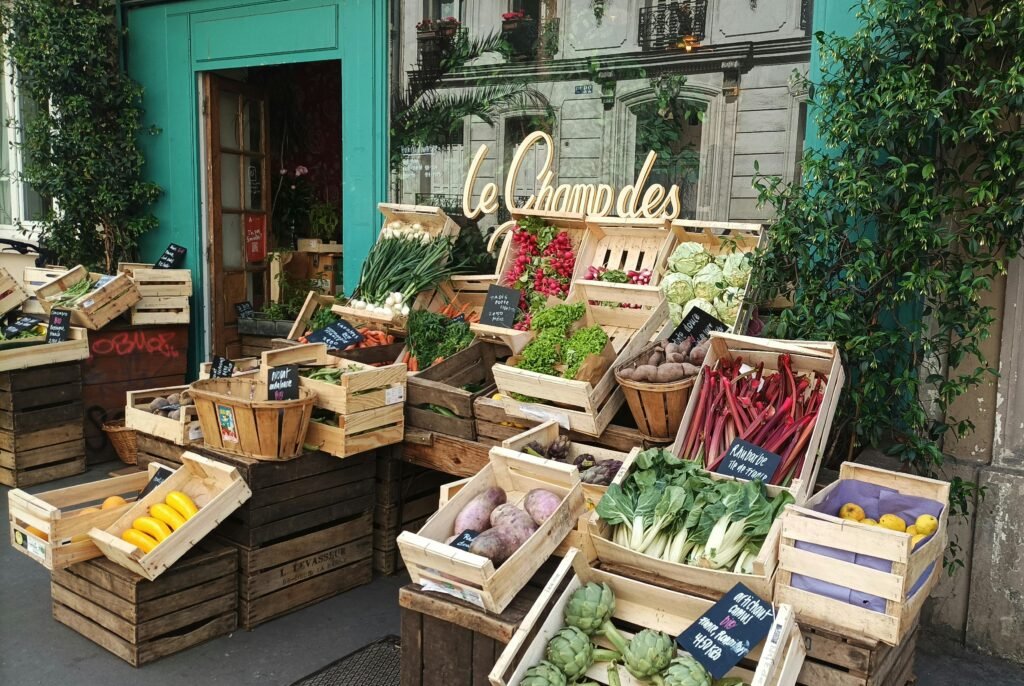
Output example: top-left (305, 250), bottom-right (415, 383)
top-left (791, 479), bottom-right (944, 613)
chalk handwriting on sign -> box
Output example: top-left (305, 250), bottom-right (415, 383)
top-left (676, 583), bottom-right (776, 679)
top-left (669, 306), bottom-right (728, 345)
top-left (267, 364), bottom-right (299, 401)
top-left (139, 465), bottom-right (176, 499)
top-left (210, 355), bottom-right (235, 379)
top-left (450, 530), bottom-right (480, 552)
top-left (307, 319), bottom-right (364, 350)
top-left (46, 308), bottom-right (72, 344)
top-left (4, 315), bottom-right (41, 339)
top-left (716, 439), bottom-right (783, 484)
top-left (235, 301), bottom-right (255, 320)
top-left (463, 131), bottom-right (684, 220)
top-left (154, 243), bottom-right (187, 269)
top-left (479, 284), bottom-right (521, 328)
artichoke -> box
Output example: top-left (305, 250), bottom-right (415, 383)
top-left (662, 655), bottom-right (712, 686)
top-left (574, 453), bottom-right (597, 471)
top-left (621, 629), bottom-right (675, 680)
top-left (547, 435), bottom-right (571, 461)
top-left (563, 583), bottom-right (630, 656)
top-left (524, 441), bottom-right (547, 458)
top-left (580, 461), bottom-right (622, 486)
top-left (521, 660), bottom-right (568, 686)
top-left (545, 626), bottom-right (620, 682)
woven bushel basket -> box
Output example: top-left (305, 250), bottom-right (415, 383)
top-left (614, 341), bottom-right (696, 442)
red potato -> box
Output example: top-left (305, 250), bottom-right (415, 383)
top-left (453, 487), bottom-right (507, 536)
top-left (524, 489), bottom-right (562, 526)
top-left (468, 528), bottom-right (514, 564)
top-left (490, 504), bottom-right (538, 548)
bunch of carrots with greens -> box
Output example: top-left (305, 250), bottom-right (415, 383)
top-left (679, 353), bottom-right (826, 486)
top-left (403, 309), bottom-right (474, 372)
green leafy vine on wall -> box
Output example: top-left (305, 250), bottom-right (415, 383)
top-left (0, 0), bottom-right (160, 272)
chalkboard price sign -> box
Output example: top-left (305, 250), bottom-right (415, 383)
top-left (46, 308), bottom-right (72, 344)
top-left (3, 315), bottom-right (41, 339)
top-left (450, 530), bottom-right (480, 552)
top-left (154, 243), bottom-right (187, 269)
top-left (139, 465), bottom-right (177, 499)
top-left (479, 284), bottom-right (521, 328)
top-left (267, 364), bottom-right (300, 401)
top-left (234, 301), bottom-right (255, 319)
top-left (676, 583), bottom-right (776, 679)
top-left (715, 438), bottom-right (783, 484)
top-left (210, 355), bottom-right (235, 379)
top-left (307, 319), bottom-right (364, 350)
top-left (669, 305), bottom-right (728, 345)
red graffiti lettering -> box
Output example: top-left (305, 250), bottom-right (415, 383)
top-left (91, 331), bottom-right (181, 359)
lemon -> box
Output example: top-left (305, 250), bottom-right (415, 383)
top-left (906, 525), bottom-right (919, 536)
top-left (860, 518), bottom-right (879, 526)
top-left (915, 514), bottom-right (939, 536)
top-left (911, 534), bottom-right (927, 548)
top-left (879, 514), bottom-right (907, 532)
top-left (839, 503), bottom-right (865, 522)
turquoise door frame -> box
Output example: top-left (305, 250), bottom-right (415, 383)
top-left (124, 0), bottom-right (388, 376)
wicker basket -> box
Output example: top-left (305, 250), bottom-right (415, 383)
top-left (103, 419), bottom-right (138, 465)
top-left (189, 378), bottom-right (316, 461)
top-left (614, 342), bottom-right (696, 442)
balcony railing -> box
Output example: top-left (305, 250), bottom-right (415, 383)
top-left (638, 1), bottom-right (708, 52)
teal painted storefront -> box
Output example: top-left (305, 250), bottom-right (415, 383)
top-left (123, 0), bottom-right (388, 375)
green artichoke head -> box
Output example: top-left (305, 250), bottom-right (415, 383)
top-left (622, 629), bottom-right (675, 679)
top-left (545, 626), bottom-right (593, 681)
top-left (564, 582), bottom-right (615, 635)
top-left (521, 660), bottom-right (568, 686)
top-left (664, 655), bottom-right (713, 686)
top-left (711, 678), bottom-right (747, 686)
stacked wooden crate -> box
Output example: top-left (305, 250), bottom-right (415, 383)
top-left (119, 263), bottom-right (192, 325)
top-left (797, 623), bottom-right (918, 686)
top-left (35, 265), bottom-right (141, 330)
top-left (21, 266), bottom-right (66, 315)
top-left (135, 435), bottom-right (375, 630)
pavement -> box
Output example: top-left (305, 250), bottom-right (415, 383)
top-left (2, 462), bottom-right (1023, 685)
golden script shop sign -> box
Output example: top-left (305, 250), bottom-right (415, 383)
top-left (462, 131), bottom-right (684, 220)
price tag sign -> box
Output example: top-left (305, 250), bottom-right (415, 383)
top-left (450, 530), bottom-right (480, 552)
top-left (93, 274), bottom-right (116, 290)
top-left (669, 306), bottom-right (728, 345)
top-left (45, 308), bottom-right (72, 344)
top-left (716, 439), bottom-right (783, 484)
top-left (451, 313), bottom-right (466, 324)
top-left (234, 301), bottom-right (255, 320)
top-left (479, 284), bottom-right (521, 328)
top-left (307, 319), bottom-right (364, 350)
top-left (267, 364), bottom-right (300, 401)
top-left (154, 243), bottom-right (187, 269)
top-left (210, 355), bottom-right (235, 379)
top-left (676, 583), bottom-right (776, 679)
top-left (139, 465), bottom-right (177, 499)
top-left (4, 315), bottom-right (41, 339)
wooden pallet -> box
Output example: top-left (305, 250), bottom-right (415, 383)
top-left (0, 264), bottom-right (30, 316)
top-left (35, 265), bottom-right (142, 330)
top-left (406, 343), bottom-right (500, 441)
top-left (130, 296), bottom-right (190, 325)
top-left (51, 544), bottom-right (237, 667)
top-left (227, 511), bottom-right (373, 630)
top-left (797, 622), bottom-right (918, 686)
top-left (0, 362), bottom-right (85, 487)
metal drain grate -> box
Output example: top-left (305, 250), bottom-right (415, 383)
top-left (291, 635), bottom-right (401, 686)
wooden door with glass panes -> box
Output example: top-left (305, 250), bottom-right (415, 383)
top-left (203, 73), bottom-right (271, 358)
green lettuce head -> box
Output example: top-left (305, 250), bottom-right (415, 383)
top-left (661, 272), bottom-right (695, 305)
top-left (682, 298), bottom-right (717, 320)
top-left (692, 262), bottom-right (725, 300)
top-left (713, 287), bottom-right (744, 326)
top-left (668, 243), bottom-right (712, 276)
top-left (721, 252), bottom-right (751, 288)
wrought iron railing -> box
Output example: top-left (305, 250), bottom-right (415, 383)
top-left (638, 1), bottom-right (708, 52)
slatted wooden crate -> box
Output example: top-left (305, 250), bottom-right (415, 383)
top-left (0, 325), bottom-right (90, 373)
top-left (288, 291), bottom-right (407, 366)
top-left (125, 385), bottom-right (202, 446)
top-left (36, 265), bottom-right (142, 330)
top-left (117, 263), bottom-right (193, 296)
top-left (22, 265), bottom-right (67, 315)
top-left (297, 238), bottom-right (344, 253)
top-left (406, 343), bottom-right (501, 441)
top-left (197, 356), bottom-right (260, 379)
top-left (491, 550), bottom-right (806, 686)
top-left (51, 543), bottom-right (237, 667)
top-left (0, 361), bottom-right (85, 487)
top-left (797, 622), bottom-right (918, 686)
top-left (373, 450), bottom-right (450, 575)
top-left (130, 296), bottom-right (190, 325)
top-left (402, 427), bottom-right (494, 478)
top-left (0, 264), bottom-right (30, 316)
top-left (573, 216), bottom-right (673, 284)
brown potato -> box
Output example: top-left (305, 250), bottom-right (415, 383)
top-left (633, 365), bottom-right (658, 382)
top-left (468, 528), bottom-right (513, 564)
top-left (648, 351), bottom-right (665, 367)
top-left (654, 363), bottom-right (690, 383)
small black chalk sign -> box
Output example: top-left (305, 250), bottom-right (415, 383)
top-left (715, 438), bottom-right (782, 484)
top-left (154, 243), bottom-right (187, 269)
top-left (139, 465), bottom-right (177, 499)
top-left (4, 315), bottom-right (41, 339)
top-left (676, 583), bottom-right (776, 679)
top-left (451, 313), bottom-right (466, 324)
top-left (234, 301), bottom-right (255, 319)
top-left (307, 319), bottom-right (364, 350)
top-left (210, 355), bottom-right (235, 379)
top-left (267, 364), bottom-right (300, 401)
top-left (479, 284), bottom-right (521, 328)
top-left (669, 305), bottom-right (728, 345)
top-left (45, 308), bottom-right (72, 344)
top-left (450, 530), bottom-right (480, 552)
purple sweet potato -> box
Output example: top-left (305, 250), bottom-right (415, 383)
top-left (524, 489), bottom-right (562, 526)
top-left (490, 504), bottom-right (537, 549)
top-left (453, 486), bottom-right (507, 536)
top-left (468, 528), bottom-right (514, 564)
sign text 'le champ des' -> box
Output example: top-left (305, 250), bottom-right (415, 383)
top-left (462, 131), bottom-right (685, 221)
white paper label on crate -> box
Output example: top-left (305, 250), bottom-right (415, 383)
top-left (27, 534), bottom-right (46, 560)
top-left (80, 298), bottom-right (94, 308)
top-left (385, 385), bottom-right (405, 405)
top-left (420, 578), bottom-right (486, 609)
top-left (188, 423), bottom-right (204, 441)
top-left (518, 406), bottom-right (570, 430)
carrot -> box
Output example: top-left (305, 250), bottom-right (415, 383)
top-left (433, 356), bottom-right (445, 367)
top-left (408, 356), bottom-right (419, 372)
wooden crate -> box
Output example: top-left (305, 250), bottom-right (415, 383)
top-left (670, 334), bottom-right (845, 504)
top-left (297, 238), bottom-right (344, 254)
top-left (288, 291), bottom-right (406, 357)
top-left (397, 447), bottom-right (584, 613)
top-left (229, 512), bottom-right (373, 630)
top-left (51, 544), bottom-right (237, 667)
top-left (406, 343), bottom-right (501, 441)
top-left (89, 452), bottom-right (251, 581)
top-left (492, 281), bottom-right (668, 436)
top-left (374, 451), bottom-right (451, 575)
top-left (130, 296), bottom-right (190, 325)
top-left (587, 449), bottom-right (787, 601)
top-left (117, 263), bottom-right (193, 296)
top-left (574, 216), bottom-right (674, 285)
top-left (36, 265), bottom-right (142, 330)
top-left (125, 385), bottom-right (201, 446)
top-left (9, 469), bottom-right (151, 570)
top-left (197, 356), bottom-right (260, 379)
top-left (776, 462), bottom-right (949, 646)
top-left (305, 405), bottom-right (405, 459)
top-left (491, 550), bottom-right (806, 686)
top-left (0, 325), bottom-right (90, 373)
top-left (797, 622), bottom-right (917, 686)
top-left (0, 361), bottom-right (86, 487)
top-left (0, 264), bottom-right (30, 316)
top-left (403, 428), bottom-right (493, 477)
top-left (22, 265), bottom-right (67, 315)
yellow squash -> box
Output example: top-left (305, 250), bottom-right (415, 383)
top-left (165, 491), bottom-right (198, 520)
top-left (133, 516), bottom-right (172, 542)
top-left (122, 528), bottom-right (158, 554)
top-left (149, 503), bottom-right (186, 531)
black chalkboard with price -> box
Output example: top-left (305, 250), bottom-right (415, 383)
top-left (669, 305), bottom-right (728, 345)
top-left (46, 308), bottom-right (72, 344)
top-left (154, 243), bottom-right (187, 269)
top-left (479, 284), bottom-right (521, 328)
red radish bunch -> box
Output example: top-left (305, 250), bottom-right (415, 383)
top-left (504, 220), bottom-right (578, 328)
top-left (627, 268), bottom-right (653, 285)
top-left (678, 353), bottom-right (826, 486)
